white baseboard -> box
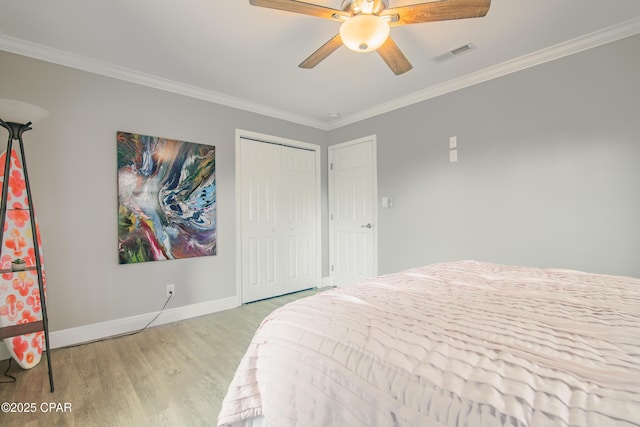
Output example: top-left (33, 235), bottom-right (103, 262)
top-left (0, 296), bottom-right (238, 362)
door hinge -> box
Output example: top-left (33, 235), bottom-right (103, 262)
top-left (330, 162), bottom-right (333, 170)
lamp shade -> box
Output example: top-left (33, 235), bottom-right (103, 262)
top-left (0, 99), bottom-right (48, 125)
top-left (339, 14), bottom-right (390, 53)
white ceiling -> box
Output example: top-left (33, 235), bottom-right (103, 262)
top-left (1, 1), bottom-right (640, 130)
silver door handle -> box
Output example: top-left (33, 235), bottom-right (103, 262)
top-left (361, 223), bottom-right (372, 228)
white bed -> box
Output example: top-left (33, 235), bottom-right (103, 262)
top-left (218, 261), bottom-right (640, 426)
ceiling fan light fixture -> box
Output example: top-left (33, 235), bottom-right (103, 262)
top-left (339, 14), bottom-right (390, 53)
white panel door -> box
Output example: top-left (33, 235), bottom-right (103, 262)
top-left (240, 139), bottom-right (282, 302)
top-left (329, 137), bottom-right (377, 286)
top-left (281, 146), bottom-right (317, 294)
top-left (240, 137), bottom-right (319, 303)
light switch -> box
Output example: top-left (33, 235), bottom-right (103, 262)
top-left (449, 149), bottom-right (458, 162)
top-left (381, 196), bottom-right (391, 208)
top-left (449, 136), bottom-right (457, 149)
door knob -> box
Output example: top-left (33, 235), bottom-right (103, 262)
top-left (361, 223), bottom-right (372, 228)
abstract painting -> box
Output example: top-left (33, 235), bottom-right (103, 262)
top-left (117, 131), bottom-right (216, 264)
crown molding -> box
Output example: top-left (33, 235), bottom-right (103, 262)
top-left (2, 16), bottom-right (640, 132)
top-left (327, 16), bottom-right (640, 130)
top-left (0, 34), bottom-right (328, 130)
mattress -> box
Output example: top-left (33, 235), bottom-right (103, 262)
top-left (218, 261), bottom-right (640, 426)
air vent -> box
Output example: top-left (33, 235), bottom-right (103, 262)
top-left (431, 43), bottom-right (475, 63)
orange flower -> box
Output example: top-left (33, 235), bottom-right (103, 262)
top-left (12, 273), bottom-right (35, 296)
top-left (27, 288), bottom-right (41, 313)
top-left (32, 333), bottom-right (44, 355)
top-left (11, 336), bottom-right (28, 361)
top-left (1, 254), bottom-right (13, 279)
top-left (18, 310), bottom-right (37, 324)
top-left (8, 206), bottom-right (30, 228)
top-left (8, 169), bottom-right (26, 197)
top-left (5, 228), bottom-right (27, 257)
top-left (0, 294), bottom-right (24, 321)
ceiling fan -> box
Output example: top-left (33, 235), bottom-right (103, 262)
top-left (249, 0), bottom-right (491, 75)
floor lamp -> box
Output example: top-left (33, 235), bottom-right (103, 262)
top-left (0, 99), bottom-right (54, 392)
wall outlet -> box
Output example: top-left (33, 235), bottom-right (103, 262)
top-left (449, 149), bottom-right (458, 163)
top-left (166, 284), bottom-right (175, 297)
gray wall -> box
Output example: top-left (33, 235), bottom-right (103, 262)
top-left (1, 32), bottom-right (638, 337)
top-left (329, 33), bottom-right (640, 278)
top-left (0, 51), bottom-right (327, 332)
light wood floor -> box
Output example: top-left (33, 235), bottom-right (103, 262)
top-left (0, 289), bottom-right (319, 427)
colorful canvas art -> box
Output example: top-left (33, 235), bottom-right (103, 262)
top-left (117, 132), bottom-right (216, 264)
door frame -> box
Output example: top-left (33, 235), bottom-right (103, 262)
top-left (328, 135), bottom-right (378, 286)
top-left (235, 129), bottom-right (322, 305)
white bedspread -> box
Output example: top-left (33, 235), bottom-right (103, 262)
top-left (217, 261), bottom-right (640, 426)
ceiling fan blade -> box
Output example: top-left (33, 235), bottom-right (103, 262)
top-left (299, 34), bottom-right (343, 69)
top-left (249, 0), bottom-right (348, 21)
top-left (383, 0), bottom-right (490, 26)
top-left (377, 37), bottom-right (413, 75)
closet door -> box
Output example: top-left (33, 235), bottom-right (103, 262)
top-left (240, 138), bottom-right (318, 303)
top-left (240, 139), bottom-right (283, 303)
top-left (282, 146), bottom-right (317, 294)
